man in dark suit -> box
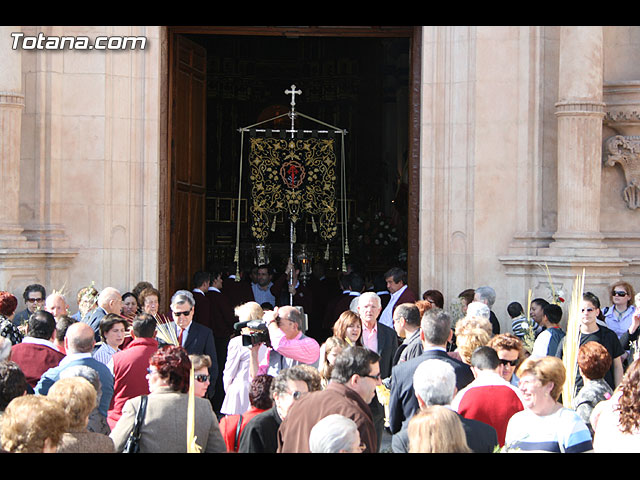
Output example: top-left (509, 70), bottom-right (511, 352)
top-left (83, 287), bottom-right (122, 342)
top-left (191, 270), bottom-right (211, 329)
top-left (323, 272), bottom-right (364, 331)
top-left (222, 266), bottom-right (254, 310)
top-left (378, 267), bottom-right (418, 329)
top-left (391, 357), bottom-right (498, 453)
top-left (388, 307), bottom-right (474, 435)
top-left (306, 261), bottom-right (338, 341)
top-left (205, 268), bottom-right (237, 412)
top-left (356, 291), bottom-right (398, 451)
top-left (372, 274), bottom-right (391, 311)
top-left (391, 302), bottom-right (422, 366)
top-left (169, 290), bottom-right (218, 404)
top-left (12, 283), bottom-right (46, 326)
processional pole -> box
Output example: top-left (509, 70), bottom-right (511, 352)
top-left (285, 84), bottom-right (302, 305)
top-left (235, 84), bottom-right (348, 306)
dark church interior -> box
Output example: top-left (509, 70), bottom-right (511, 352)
top-left (184, 33), bottom-right (411, 282)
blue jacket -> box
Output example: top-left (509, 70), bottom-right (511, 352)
top-left (34, 353), bottom-right (115, 417)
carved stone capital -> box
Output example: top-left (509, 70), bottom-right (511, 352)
top-left (555, 100), bottom-right (606, 117)
top-left (604, 135), bottom-right (640, 210)
top-left (0, 91), bottom-right (25, 108)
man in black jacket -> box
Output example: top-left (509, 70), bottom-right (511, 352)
top-left (388, 308), bottom-right (474, 434)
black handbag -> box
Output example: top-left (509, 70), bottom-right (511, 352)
top-left (122, 395), bottom-right (148, 453)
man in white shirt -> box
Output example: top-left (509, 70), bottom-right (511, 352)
top-left (378, 267), bottom-right (417, 329)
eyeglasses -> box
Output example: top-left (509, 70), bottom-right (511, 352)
top-left (613, 291), bottom-right (628, 297)
top-left (287, 391), bottom-right (304, 400)
top-left (172, 309), bottom-right (192, 317)
top-left (26, 297), bottom-right (44, 303)
top-left (362, 373), bottom-right (381, 381)
top-left (195, 374), bottom-right (210, 383)
top-left (499, 358), bottom-right (519, 367)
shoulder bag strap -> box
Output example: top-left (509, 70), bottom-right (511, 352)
top-left (132, 395), bottom-right (148, 438)
top-left (234, 414), bottom-right (243, 451)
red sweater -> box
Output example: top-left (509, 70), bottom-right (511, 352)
top-left (107, 337), bottom-right (159, 430)
top-left (219, 406), bottom-right (268, 452)
top-left (10, 342), bottom-right (65, 388)
top-left (453, 378), bottom-right (524, 447)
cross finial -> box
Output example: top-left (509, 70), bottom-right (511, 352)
top-left (285, 84), bottom-right (302, 108)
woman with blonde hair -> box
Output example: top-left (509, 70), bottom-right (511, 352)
top-left (449, 316), bottom-right (492, 364)
top-left (408, 405), bottom-right (472, 453)
top-left (504, 356), bottom-right (592, 452)
top-left (48, 377), bottom-right (115, 453)
top-left (1, 395), bottom-right (67, 453)
top-left (221, 301), bottom-right (268, 415)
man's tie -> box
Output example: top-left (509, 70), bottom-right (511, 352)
top-left (178, 328), bottom-right (184, 347)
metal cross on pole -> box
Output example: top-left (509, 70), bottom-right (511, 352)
top-left (285, 84), bottom-right (302, 108)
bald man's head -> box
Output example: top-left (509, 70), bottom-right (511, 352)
top-left (65, 322), bottom-right (96, 354)
top-left (98, 287), bottom-right (122, 315)
top-left (45, 293), bottom-right (69, 319)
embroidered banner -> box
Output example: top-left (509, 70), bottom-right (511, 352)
top-left (249, 137), bottom-right (338, 242)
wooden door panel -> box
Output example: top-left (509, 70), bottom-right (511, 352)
top-left (168, 34), bottom-right (207, 295)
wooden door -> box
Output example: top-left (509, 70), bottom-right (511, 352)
top-left (167, 34), bottom-right (207, 299)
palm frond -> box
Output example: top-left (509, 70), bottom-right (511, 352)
top-left (154, 314), bottom-right (179, 346)
top-left (187, 364), bottom-right (202, 453)
top-left (562, 269), bottom-right (585, 408)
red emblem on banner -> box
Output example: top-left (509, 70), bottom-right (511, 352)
top-left (280, 160), bottom-right (305, 189)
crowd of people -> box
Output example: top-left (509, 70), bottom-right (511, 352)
top-left (0, 263), bottom-right (639, 454)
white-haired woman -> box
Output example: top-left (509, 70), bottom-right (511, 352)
top-left (309, 414), bottom-right (363, 453)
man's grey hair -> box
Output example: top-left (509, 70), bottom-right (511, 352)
top-left (309, 414), bottom-right (359, 453)
top-left (412, 359), bottom-right (456, 406)
top-left (466, 301), bottom-right (491, 320)
top-left (171, 290), bottom-right (195, 308)
top-left (280, 306), bottom-right (305, 330)
top-left (358, 291), bottom-right (381, 308)
top-left (420, 308), bottom-right (452, 346)
top-left (271, 365), bottom-right (317, 399)
top-left (474, 286), bottom-right (496, 307)
top-left (97, 287), bottom-right (121, 308)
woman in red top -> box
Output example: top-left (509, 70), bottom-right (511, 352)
top-left (219, 374), bottom-right (273, 452)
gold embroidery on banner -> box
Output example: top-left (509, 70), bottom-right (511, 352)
top-left (249, 137), bottom-right (338, 242)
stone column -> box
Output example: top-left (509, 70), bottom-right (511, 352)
top-left (0, 26), bottom-right (34, 249)
top-left (546, 26), bottom-right (614, 256)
